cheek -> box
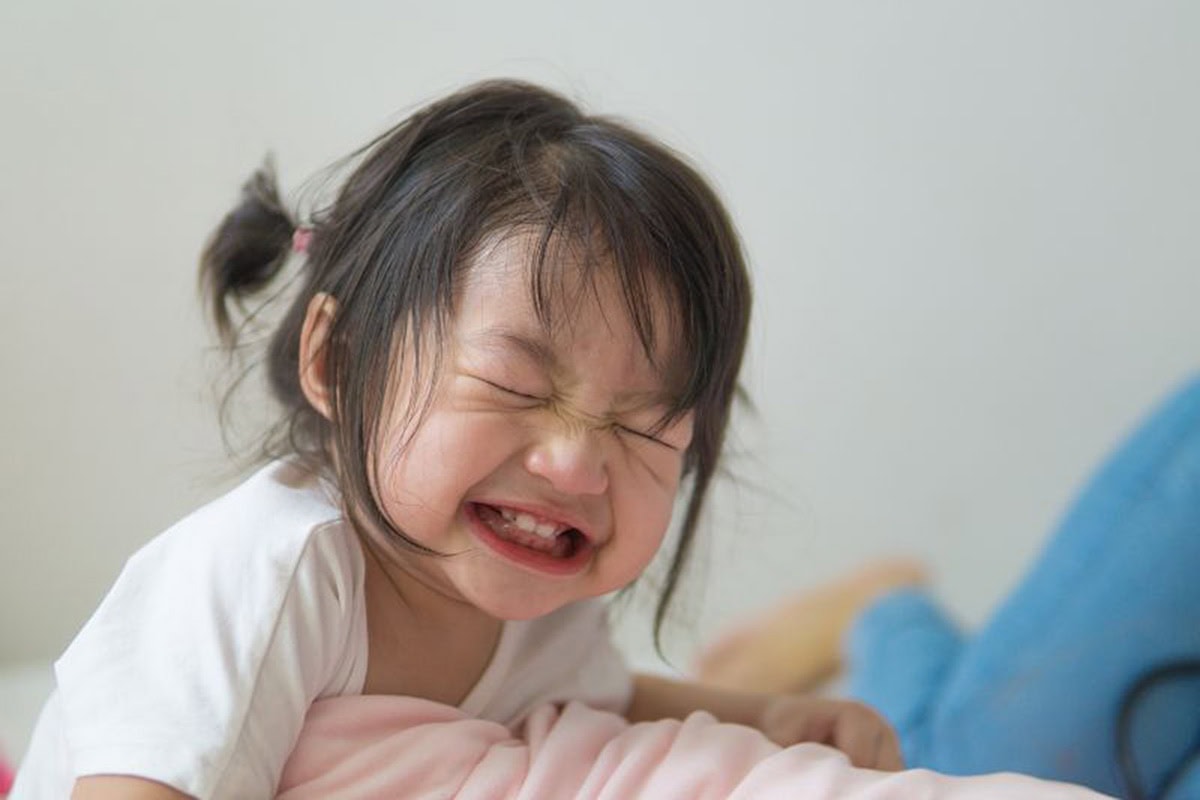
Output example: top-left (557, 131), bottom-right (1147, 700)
top-left (615, 481), bottom-right (679, 560)
top-left (605, 515), bottom-right (672, 592)
top-left (378, 410), bottom-right (522, 497)
top-left (618, 444), bottom-right (689, 508)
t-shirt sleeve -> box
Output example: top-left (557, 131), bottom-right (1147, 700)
top-left (54, 503), bottom-right (363, 800)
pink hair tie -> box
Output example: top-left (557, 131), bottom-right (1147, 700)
top-left (292, 227), bottom-right (313, 254)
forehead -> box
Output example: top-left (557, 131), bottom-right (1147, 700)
top-left (455, 233), bottom-right (683, 375)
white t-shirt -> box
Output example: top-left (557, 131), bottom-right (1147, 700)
top-left (13, 460), bottom-right (632, 799)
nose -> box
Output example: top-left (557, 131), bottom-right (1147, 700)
top-left (523, 424), bottom-right (609, 496)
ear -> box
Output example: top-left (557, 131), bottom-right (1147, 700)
top-left (298, 292), bottom-right (338, 420)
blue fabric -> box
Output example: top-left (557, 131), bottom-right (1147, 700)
top-left (847, 375), bottom-right (1200, 797)
top-left (1164, 754), bottom-right (1200, 800)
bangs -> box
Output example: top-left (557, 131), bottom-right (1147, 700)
top-left (473, 131), bottom-right (731, 438)
top-left (487, 215), bottom-right (692, 438)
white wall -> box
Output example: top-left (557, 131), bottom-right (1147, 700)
top-left (2, 0), bottom-right (1198, 668)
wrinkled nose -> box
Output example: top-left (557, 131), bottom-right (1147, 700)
top-left (524, 426), bottom-right (609, 496)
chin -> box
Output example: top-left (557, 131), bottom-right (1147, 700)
top-left (459, 579), bottom-right (585, 622)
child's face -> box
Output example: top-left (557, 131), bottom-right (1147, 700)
top-left (370, 236), bottom-right (693, 621)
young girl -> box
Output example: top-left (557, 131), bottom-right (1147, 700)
top-left (14, 80), bottom-right (902, 799)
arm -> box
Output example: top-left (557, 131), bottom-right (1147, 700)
top-left (627, 673), bottom-right (768, 726)
top-left (72, 776), bottom-right (194, 799)
top-left (53, 487), bottom-right (357, 797)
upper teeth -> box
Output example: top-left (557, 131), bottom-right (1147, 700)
top-left (499, 507), bottom-right (567, 539)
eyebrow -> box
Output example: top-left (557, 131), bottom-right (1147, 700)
top-left (471, 326), bottom-right (680, 409)
top-left (477, 327), bottom-right (559, 371)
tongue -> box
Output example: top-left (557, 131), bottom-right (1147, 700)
top-left (477, 504), bottom-right (574, 558)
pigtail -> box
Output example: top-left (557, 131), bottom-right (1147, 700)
top-left (199, 161), bottom-right (296, 348)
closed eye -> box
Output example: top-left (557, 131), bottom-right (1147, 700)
top-left (475, 376), bottom-right (545, 402)
top-left (617, 424), bottom-right (679, 451)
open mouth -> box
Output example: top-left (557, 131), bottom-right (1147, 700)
top-left (467, 502), bottom-right (593, 574)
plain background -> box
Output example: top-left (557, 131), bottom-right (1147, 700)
top-left (2, 0), bottom-right (1198, 671)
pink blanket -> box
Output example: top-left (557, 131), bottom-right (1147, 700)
top-left (276, 696), bottom-right (1111, 799)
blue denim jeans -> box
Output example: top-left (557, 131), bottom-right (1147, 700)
top-left (847, 376), bottom-right (1200, 799)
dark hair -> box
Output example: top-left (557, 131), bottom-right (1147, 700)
top-left (199, 80), bottom-right (752, 644)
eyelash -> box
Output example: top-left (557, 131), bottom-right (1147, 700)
top-left (481, 378), bottom-right (544, 403)
top-left (479, 378), bottom-right (676, 450)
top-left (616, 425), bottom-right (675, 450)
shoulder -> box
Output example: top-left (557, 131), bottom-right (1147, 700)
top-left (59, 459), bottom-right (368, 689)
top-left (143, 460), bottom-right (353, 572)
top-left (93, 459), bottom-right (366, 656)
top-left (50, 461), bottom-right (368, 797)
top-left (62, 459), bottom-right (365, 658)
top-left (110, 460), bottom-right (361, 614)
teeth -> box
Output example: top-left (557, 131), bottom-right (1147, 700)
top-left (496, 506), bottom-right (566, 539)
